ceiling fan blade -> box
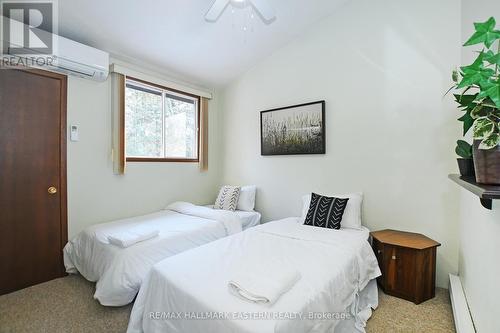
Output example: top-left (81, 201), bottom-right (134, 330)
top-left (249, 0), bottom-right (276, 22)
top-left (205, 0), bottom-right (230, 22)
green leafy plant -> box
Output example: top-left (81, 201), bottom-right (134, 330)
top-left (455, 140), bottom-right (473, 159)
top-left (451, 17), bottom-right (500, 150)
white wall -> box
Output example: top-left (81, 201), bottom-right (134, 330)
top-left (67, 75), bottom-right (222, 239)
top-left (220, 0), bottom-right (461, 288)
top-left (458, 195), bottom-right (500, 332)
top-left (459, 1), bottom-right (500, 331)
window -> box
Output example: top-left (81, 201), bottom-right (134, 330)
top-left (125, 78), bottom-right (199, 162)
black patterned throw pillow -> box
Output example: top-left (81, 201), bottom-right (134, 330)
top-left (214, 186), bottom-right (241, 211)
top-left (304, 193), bottom-right (349, 229)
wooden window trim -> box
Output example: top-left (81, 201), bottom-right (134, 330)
top-left (124, 76), bottom-right (201, 163)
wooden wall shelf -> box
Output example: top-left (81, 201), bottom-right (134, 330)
top-left (448, 174), bottom-right (500, 210)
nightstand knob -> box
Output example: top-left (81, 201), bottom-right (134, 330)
top-left (377, 250), bottom-right (382, 254)
top-left (392, 255), bottom-right (397, 260)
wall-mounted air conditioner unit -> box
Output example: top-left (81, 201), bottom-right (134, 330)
top-left (2, 17), bottom-right (109, 81)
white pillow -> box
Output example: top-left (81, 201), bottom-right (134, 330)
top-left (237, 185), bottom-right (257, 211)
top-left (301, 192), bottom-right (363, 230)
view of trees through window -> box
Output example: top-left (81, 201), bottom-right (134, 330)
top-left (125, 79), bottom-right (198, 160)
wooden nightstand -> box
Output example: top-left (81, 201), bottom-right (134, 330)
top-left (371, 229), bottom-right (441, 304)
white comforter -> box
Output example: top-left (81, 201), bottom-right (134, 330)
top-left (127, 218), bottom-right (381, 333)
top-left (63, 202), bottom-right (242, 306)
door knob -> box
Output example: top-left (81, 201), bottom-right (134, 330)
top-left (48, 186), bottom-right (58, 194)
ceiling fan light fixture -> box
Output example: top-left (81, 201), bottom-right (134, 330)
top-left (205, 0), bottom-right (276, 23)
top-left (230, 0), bottom-right (247, 10)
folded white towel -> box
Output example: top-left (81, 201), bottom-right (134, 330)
top-left (108, 229), bottom-right (159, 248)
top-left (228, 267), bottom-right (301, 305)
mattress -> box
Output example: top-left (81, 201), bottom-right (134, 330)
top-left (127, 218), bottom-right (381, 333)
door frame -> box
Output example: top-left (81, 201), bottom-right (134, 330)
top-left (21, 68), bottom-right (68, 274)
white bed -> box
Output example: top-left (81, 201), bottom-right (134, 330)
top-left (205, 205), bottom-right (261, 230)
top-left (64, 202), bottom-right (261, 306)
top-left (127, 217), bottom-right (381, 333)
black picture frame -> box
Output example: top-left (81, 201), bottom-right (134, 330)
top-left (260, 101), bottom-right (326, 156)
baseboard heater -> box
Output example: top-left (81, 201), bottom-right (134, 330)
top-left (449, 274), bottom-right (475, 333)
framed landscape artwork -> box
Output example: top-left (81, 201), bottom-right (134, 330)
top-left (260, 101), bottom-right (325, 156)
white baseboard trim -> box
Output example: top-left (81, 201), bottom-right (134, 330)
top-left (449, 274), bottom-right (475, 333)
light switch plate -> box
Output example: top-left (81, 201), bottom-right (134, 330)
top-left (70, 125), bottom-right (79, 142)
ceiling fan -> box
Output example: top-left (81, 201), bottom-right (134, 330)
top-left (205, 0), bottom-right (276, 23)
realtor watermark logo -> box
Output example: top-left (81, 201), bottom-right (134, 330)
top-left (0, 0), bottom-right (58, 68)
top-left (148, 311), bottom-right (353, 321)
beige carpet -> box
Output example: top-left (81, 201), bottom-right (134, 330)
top-left (368, 288), bottom-right (455, 333)
top-left (0, 275), bottom-right (455, 333)
top-left (0, 276), bottom-right (131, 333)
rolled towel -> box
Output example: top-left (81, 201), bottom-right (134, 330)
top-left (108, 228), bottom-right (159, 248)
top-left (228, 268), bottom-right (301, 305)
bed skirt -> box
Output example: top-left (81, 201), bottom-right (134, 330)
top-left (334, 279), bottom-right (378, 333)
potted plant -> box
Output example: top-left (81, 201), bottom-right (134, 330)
top-left (451, 17), bottom-right (500, 184)
top-left (455, 140), bottom-right (475, 177)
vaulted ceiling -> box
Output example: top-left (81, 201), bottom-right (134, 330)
top-left (59, 0), bottom-right (349, 87)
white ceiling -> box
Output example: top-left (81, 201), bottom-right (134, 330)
top-left (58, 0), bottom-right (348, 87)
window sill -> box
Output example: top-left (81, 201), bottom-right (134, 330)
top-left (126, 157), bottom-right (199, 163)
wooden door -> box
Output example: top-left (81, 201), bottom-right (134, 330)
top-left (384, 245), bottom-right (417, 300)
top-left (0, 68), bottom-right (67, 295)
top-left (392, 246), bottom-right (417, 299)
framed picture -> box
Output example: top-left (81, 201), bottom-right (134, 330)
top-left (260, 101), bottom-right (325, 156)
